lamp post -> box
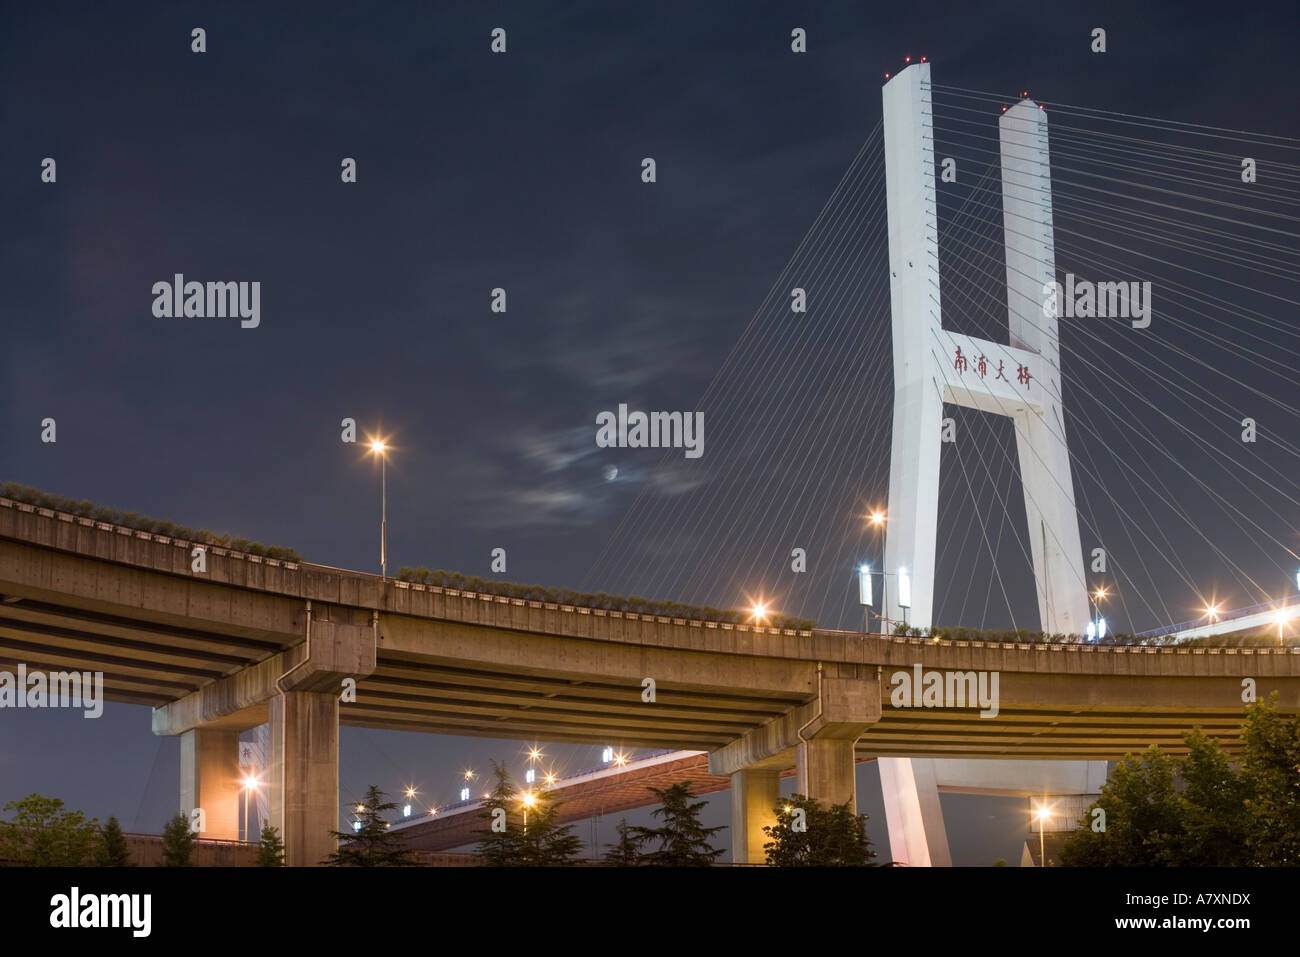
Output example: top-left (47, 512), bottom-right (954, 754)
top-left (241, 772), bottom-right (259, 842)
top-left (1034, 803), bottom-right (1052, 867)
top-left (869, 511), bottom-right (887, 632)
top-left (370, 440), bottom-right (388, 579)
top-left (1092, 586), bottom-right (1108, 638)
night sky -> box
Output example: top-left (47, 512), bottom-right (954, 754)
top-left (2, 0), bottom-right (1297, 863)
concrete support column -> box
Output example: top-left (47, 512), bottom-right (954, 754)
top-left (269, 690), bottom-right (339, 866)
top-left (796, 737), bottom-right (858, 810)
top-left (179, 727), bottom-right (241, 841)
top-left (730, 768), bottom-right (781, 864)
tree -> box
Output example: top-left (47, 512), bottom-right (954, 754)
top-left (95, 816), bottom-right (132, 866)
top-left (476, 761), bottom-right (526, 865)
top-left (324, 785), bottom-right (413, 866)
top-left (160, 813), bottom-right (195, 866)
top-left (603, 818), bottom-right (642, 866)
top-left (629, 782), bottom-right (725, 866)
top-left (256, 822), bottom-right (285, 866)
top-left (1061, 696), bottom-right (1300, 866)
top-left (0, 794), bottom-right (100, 866)
top-left (1240, 694), bottom-right (1300, 865)
top-left (762, 794), bottom-right (876, 866)
top-left (516, 789), bottom-right (582, 866)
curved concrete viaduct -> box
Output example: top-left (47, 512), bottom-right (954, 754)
top-left (2, 497), bottom-right (1296, 863)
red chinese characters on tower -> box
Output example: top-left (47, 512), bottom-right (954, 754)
top-left (976, 354), bottom-right (988, 378)
top-left (953, 347), bottom-right (967, 373)
top-left (1017, 364), bottom-right (1032, 386)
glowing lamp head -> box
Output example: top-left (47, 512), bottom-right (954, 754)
top-left (870, 511), bottom-right (885, 526)
top-left (751, 601), bottom-right (768, 622)
top-left (370, 440), bottom-right (386, 453)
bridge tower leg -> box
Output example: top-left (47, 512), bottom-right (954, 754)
top-left (877, 62), bottom-right (1101, 864)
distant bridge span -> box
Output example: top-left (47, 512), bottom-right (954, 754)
top-left (2, 497), bottom-right (1297, 863)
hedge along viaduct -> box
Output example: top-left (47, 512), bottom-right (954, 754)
top-left (2, 496), bottom-right (1298, 865)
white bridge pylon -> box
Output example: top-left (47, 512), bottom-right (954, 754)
top-left (882, 62), bottom-right (1089, 633)
top-left (877, 63), bottom-right (1100, 866)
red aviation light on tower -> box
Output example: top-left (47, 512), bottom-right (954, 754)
top-left (921, 56), bottom-right (927, 62)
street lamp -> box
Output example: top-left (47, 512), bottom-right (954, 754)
top-left (1091, 586), bottom-right (1109, 638)
top-left (367, 438), bottom-right (389, 579)
top-left (859, 564), bottom-right (873, 633)
top-left (240, 772), bottom-right (260, 842)
top-left (868, 510), bottom-right (887, 632)
top-left (1033, 803), bottom-right (1053, 867)
top-left (520, 790), bottom-right (537, 831)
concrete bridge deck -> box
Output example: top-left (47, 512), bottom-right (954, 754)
top-left (3, 496), bottom-right (1297, 862)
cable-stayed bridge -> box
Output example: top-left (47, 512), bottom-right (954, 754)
top-left (3, 62), bottom-right (1298, 865)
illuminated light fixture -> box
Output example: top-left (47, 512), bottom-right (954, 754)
top-left (464, 769), bottom-right (474, 780)
top-left (905, 55), bottom-right (910, 62)
top-left (751, 601), bottom-right (768, 623)
top-left (1295, 569), bottom-right (1300, 591)
top-left (613, 751), bottom-right (629, 767)
top-left (1086, 621), bottom-right (1096, 641)
top-left (870, 511), bottom-right (885, 525)
top-left (355, 804), bottom-right (365, 814)
top-left (783, 806), bottom-right (793, 814)
top-left (859, 564), bottom-right (873, 606)
top-left (897, 568), bottom-right (912, 609)
top-left (920, 56), bottom-right (926, 62)
top-left (521, 792), bottom-right (537, 808)
top-left (1002, 106), bottom-right (1007, 112)
top-left (482, 792), bottom-right (490, 799)
top-left (429, 808), bottom-right (437, 816)
top-left (1097, 617), bottom-right (1107, 640)
top-left (405, 786), bottom-right (416, 799)
top-left (1094, 587), bottom-right (1108, 601)
top-left (602, 747), bottom-right (613, 763)
top-left (1204, 603), bottom-right (1220, 621)
top-left (370, 439), bottom-right (386, 453)
top-left (544, 772), bottom-right (556, 786)
top-left (460, 787), bottom-right (470, 802)
top-left (525, 769), bottom-right (536, 784)
top-left (885, 73), bottom-right (890, 79)
top-left (527, 747), bottom-right (542, 762)
top-left (403, 804), bottom-right (411, 818)
top-left (352, 821), bottom-right (362, 832)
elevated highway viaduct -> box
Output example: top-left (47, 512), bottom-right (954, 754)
top-left (2, 496), bottom-right (1297, 863)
